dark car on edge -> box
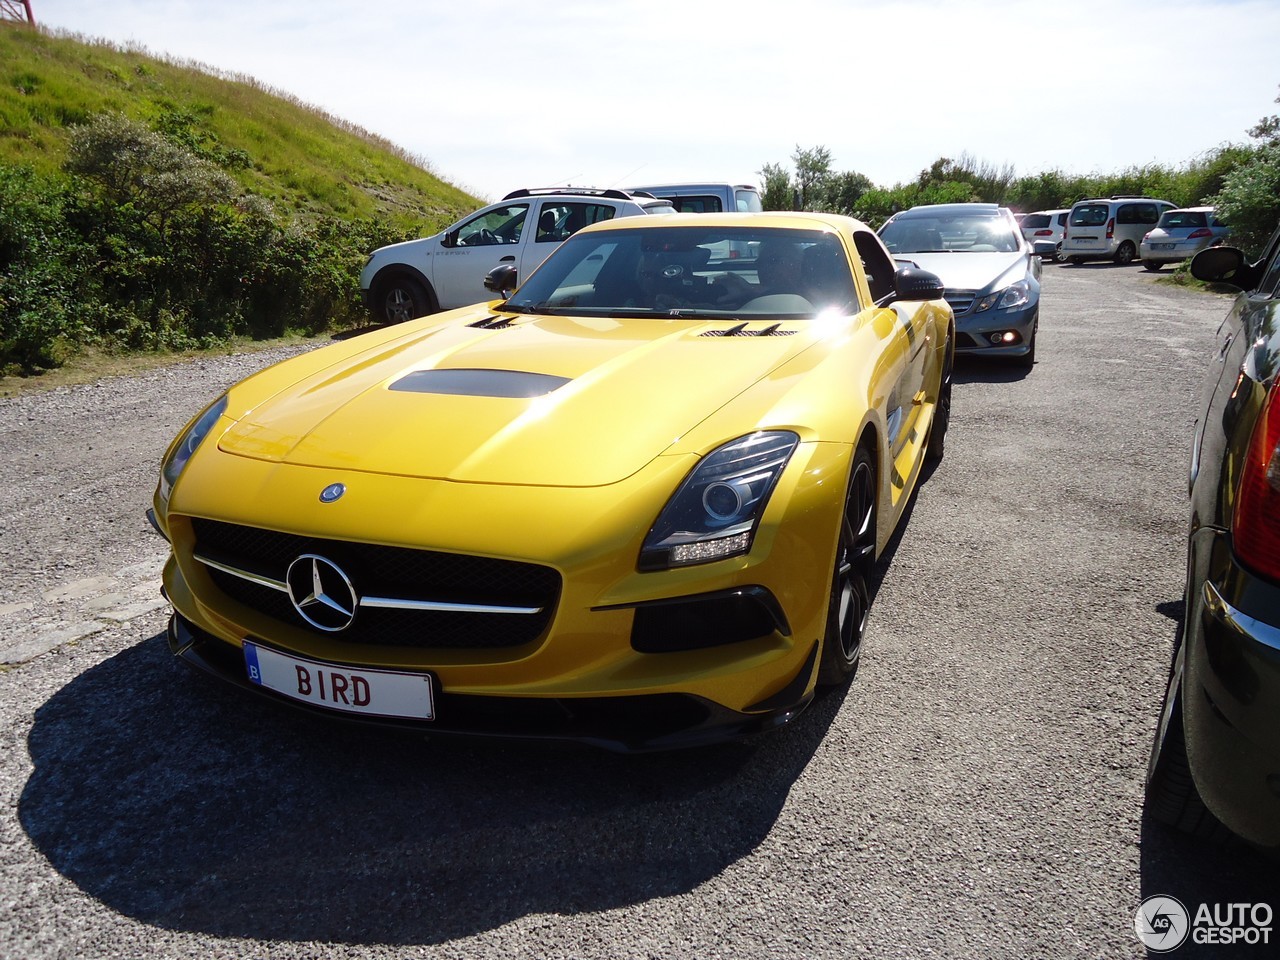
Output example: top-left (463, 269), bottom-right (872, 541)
top-left (1146, 220), bottom-right (1280, 848)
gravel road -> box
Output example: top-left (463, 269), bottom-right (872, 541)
top-left (1, 266), bottom-right (1276, 959)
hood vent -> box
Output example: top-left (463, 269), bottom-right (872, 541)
top-left (389, 368), bottom-right (570, 398)
top-left (468, 316), bottom-right (516, 329)
top-left (700, 322), bottom-right (797, 338)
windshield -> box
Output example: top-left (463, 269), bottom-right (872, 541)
top-left (880, 215), bottom-right (1020, 254)
top-left (505, 226), bottom-right (858, 318)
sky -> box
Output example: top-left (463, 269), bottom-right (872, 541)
top-left (25, 0), bottom-right (1280, 203)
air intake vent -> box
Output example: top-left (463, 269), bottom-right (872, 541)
top-left (700, 322), bottom-right (797, 338)
top-left (468, 316), bottom-right (516, 329)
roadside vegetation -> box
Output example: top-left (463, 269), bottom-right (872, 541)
top-left (760, 86), bottom-right (1280, 257)
top-left (0, 25), bottom-right (478, 376)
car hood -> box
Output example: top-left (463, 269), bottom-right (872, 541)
top-left (894, 252), bottom-right (1026, 292)
top-left (218, 310), bottom-right (819, 487)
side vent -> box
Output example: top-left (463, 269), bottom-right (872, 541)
top-left (700, 322), bottom-right (797, 338)
top-left (468, 316), bottom-right (516, 329)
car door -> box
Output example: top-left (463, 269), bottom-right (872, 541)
top-left (517, 201), bottom-right (620, 285)
top-left (432, 202), bottom-right (530, 309)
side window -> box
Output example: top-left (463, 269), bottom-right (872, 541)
top-left (534, 203), bottom-right (617, 243)
top-left (1257, 237), bottom-right (1280, 297)
top-left (672, 195), bottom-right (723, 213)
top-left (456, 204), bottom-right (528, 246)
top-left (1116, 204), bottom-right (1140, 225)
top-left (852, 231), bottom-right (894, 304)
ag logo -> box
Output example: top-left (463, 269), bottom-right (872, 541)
top-left (1136, 895), bottom-right (1190, 952)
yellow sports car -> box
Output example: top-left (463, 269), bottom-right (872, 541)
top-left (150, 212), bottom-right (953, 750)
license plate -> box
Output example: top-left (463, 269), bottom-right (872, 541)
top-left (243, 641), bottom-right (435, 720)
top-left (1153, 243), bottom-right (1176, 250)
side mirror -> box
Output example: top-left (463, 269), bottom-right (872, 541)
top-left (484, 263), bottom-right (518, 298)
top-left (1190, 246), bottom-right (1253, 288)
top-left (893, 265), bottom-right (945, 302)
top-left (442, 229), bottom-right (458, 249)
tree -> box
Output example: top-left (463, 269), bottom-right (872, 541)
top-left (792, 144), bottom-right (832, 210)
top-left (1210, 86), bottom-right (1280, 255)
top-left (758, 161), bottom-right (792, 211)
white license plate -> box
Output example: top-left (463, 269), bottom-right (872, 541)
top-left (1153, 243), bottom-right (1176, 250)
top-left (243, 641), bottom-right (435, 720)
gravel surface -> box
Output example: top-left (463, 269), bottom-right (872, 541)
top-left (1, 268), bottom-right (1277, 959)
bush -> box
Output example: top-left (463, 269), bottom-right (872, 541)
top-left (1209, 144), bottom-right (1280, 256)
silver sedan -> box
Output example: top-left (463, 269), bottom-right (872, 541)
top-left (1139, 206), bottom-right (1229, 270)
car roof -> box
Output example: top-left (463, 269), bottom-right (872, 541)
top-left (629, 182), bottom-right (759, 191)
top-left (1165, 206), bottom-right (1215, 213)
top-left (572, 210), bottom-right (873, 234)
top-left (1028, 208), bottom-right (1070, 216)
top-left (894, 203), bottom-right (1004, 218)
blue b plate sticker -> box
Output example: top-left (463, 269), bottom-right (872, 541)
top-left (243, 641), bottom-right (434, 721)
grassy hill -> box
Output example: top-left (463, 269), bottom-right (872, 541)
top-left (0, 23), bottom-right (483, 375)
top-left (0, 24), bottom-right (477, 230)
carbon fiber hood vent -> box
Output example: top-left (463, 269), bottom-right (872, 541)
top-left (700, 323), bottom-right (797, 338)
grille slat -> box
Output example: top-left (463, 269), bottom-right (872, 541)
top-left (190, 518), bottom-right (561, 650)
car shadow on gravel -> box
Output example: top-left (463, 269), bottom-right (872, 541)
top-left (954, 356), bottom-right (1033, 384)
top-left (19, 632), bottom-right (850, 945)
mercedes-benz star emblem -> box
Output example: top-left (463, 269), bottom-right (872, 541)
top-left (285, 554), bottom-right (358, 632)
top-left (319, 482), bottom-right (346, 503)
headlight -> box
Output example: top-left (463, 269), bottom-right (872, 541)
top-left (159, 394), bottom-right (228, 500)
top-left (639, 431), bottom-right (800, 571)
top-left (975, 279), bottom-right (1031, 312)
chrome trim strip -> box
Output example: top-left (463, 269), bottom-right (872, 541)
top-left (195, 552), bottom-right (288, 593)
top-left (194, 552), bottom-right (542, 615)
top-left (361, 596), bottom-right (543, 615)
top-left (1203, 580), bottom-right (1280, 652)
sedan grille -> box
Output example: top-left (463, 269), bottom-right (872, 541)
top-left (943, 289), bottom-right (977, 315)
top-left (188, 518), bottom-right (561, 649)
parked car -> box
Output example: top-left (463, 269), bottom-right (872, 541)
top-left (359, 188), bottom-right (673, 323)
top-left (879, 203), bottom-right (1041, 367)
top-left (1146, 219), bottom-right (1280, 847)
top-left (629, 182), bottom-right (763, 213)
top-left (150, 212), bottom-right (954, 751)
top-left (1062, 196), bottom-right (1176, 265)
top-left (1139, 206), bottom-right (1230, 271)
top-left (1021, 209), bottom-right (1069, 262)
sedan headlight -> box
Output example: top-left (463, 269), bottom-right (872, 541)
top-left (975, 279), bottom-right (1031, 313)
top-left (159, 394), bottom-right (228, 500)
top-left (639, 431), bottom-right (800, 570)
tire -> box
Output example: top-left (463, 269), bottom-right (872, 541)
top-left (1143, 260), bottom-right (1163, 272)
top-left (1114, 241), bottom-right (1137, 266)
top-left (818, 446), bottom-right (875, 686)
top-left (925, 335), bottom-right (952, 463)
top-left (1145, 655), bottom-right (1233, 844)
top-left (1053, 241), bottom-right (1065, 263)
top-left (374, 274), bottom-right (434, 324)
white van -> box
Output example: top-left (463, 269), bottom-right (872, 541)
top-left (1062, 196), bottom-right (1176, 265)
top-left (628, 182), bottom-right (763, 213)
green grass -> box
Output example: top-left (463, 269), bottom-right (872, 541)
top-left (0, 24), bottom-right (478, 232)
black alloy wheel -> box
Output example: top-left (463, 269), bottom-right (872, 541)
top-left (1115, 241), bottom-right (1137, 265)
top-left (818, 447), bottom-right (876, 686)
top-left (926, 336), bottom-right (952, 462)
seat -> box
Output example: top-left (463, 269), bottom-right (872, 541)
top-left (537, 210), bottom-right (558, 242)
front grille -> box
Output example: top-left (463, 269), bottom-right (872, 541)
top-left (189, 518), bottom-right (561, 649)
top-left (944, 289), bottom-right (977, 315)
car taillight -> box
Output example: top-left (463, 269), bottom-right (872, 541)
top-left (1187, 228), bottom-right (1213, 239)
top-left (1034, 229), bottom-right (1052, 236)
top-left (1106, 218), bottom-right (1115, 239)
top-left (1233, 383), bottom-right (1280, 582)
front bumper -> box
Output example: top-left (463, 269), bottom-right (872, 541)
top-left (168, 611), bottom-right (815, 752)
top-left (1183, 526), bottom-right (1280, 846)
top-left (953, 302), bottom-right (1038, 358)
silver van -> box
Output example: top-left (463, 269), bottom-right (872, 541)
top-left (1062, 196), bottom-right (1176, 265)
top-left (628, 182), bottom-right (763, 213)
